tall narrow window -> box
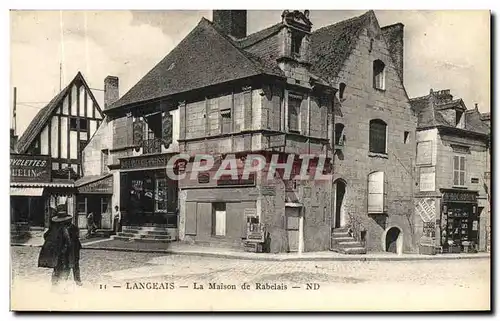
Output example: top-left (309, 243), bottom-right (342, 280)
top-left (373, 60), bottom-right (386, 90)
top-left (369, 119), bottom-right (387, 154)
top-left (453, 155), bottom-right (466, 186)
top-left (339, 83), bottom-right (347, 100)
top-left (288, 95), bottom-right (301, 133)
top-left (291, 33), bottom-right (303, 57)
top-left (221, 109), bottom-right (232, 134)
top-left (212, 203), bottom-right (226, 236)
top-left (334, 123), bottom-right (345, 146)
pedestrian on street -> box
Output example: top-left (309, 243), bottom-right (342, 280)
top-left (86, 212), bottom-right (96, 238)
top-left (38, 211), bottom-right (83, 287)
top-left (113, 205), bottom-right (122, 233)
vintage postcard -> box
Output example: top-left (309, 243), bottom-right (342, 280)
top-left (9, 9), bottom-right (491, 311)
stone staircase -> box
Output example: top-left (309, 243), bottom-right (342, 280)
top-left (330, 227), bottom-right (367, 254)
top-left (112, 226), bottom-right (175, 243)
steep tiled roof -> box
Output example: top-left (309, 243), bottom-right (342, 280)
top-left (410, 93), bottom-right (490, 136)
top-left (465, 109), bottom-right (490, 135)
top-left (107, 18), bottom-right (283, 111)
top-left (16, 85), bottom-right (71, 154)
top-left (310, 11), bottom-right (372, 82)
top-left (236, 23), bottom-right (284, 48)
top-left (16, 72), bottom-right (101, 154)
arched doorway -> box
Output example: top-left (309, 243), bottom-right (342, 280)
top-left (385, 227), bottom-right (403, 254)
top-left (333, 179), bottom-right (347, 228)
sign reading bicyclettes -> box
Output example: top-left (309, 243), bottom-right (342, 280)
top-left (10, 154), bottom-right (51, 182)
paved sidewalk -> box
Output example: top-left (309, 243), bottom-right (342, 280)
top-left (77, 239), bottom-right (490, 262)
top-left (11, 237), bottom-right (490, 262)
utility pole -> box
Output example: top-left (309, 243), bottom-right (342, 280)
top-left (59, 63), bottom-right (62, 91)
top-left (12, 87), bottom-right (17, 135)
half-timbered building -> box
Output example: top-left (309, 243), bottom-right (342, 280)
top-left (11, 72), bottom-right (104, 240)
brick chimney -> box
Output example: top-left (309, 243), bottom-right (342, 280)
top-left (381, 23), bottom-right (404, 83)
top-left (213, 10), bottom-right (247, 39)
top-left (104, 76), bottom-right (119, 109)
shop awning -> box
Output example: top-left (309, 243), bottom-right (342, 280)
top-left (10, 187), bottom-right (44, 196)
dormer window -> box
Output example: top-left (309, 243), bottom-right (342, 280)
top-left (456, 110), bottom-right (464, 128)
top-left (291, 33), bottom-right (303, 57)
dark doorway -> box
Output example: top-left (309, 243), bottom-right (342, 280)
top-left (334, 180), bottom-right (346, 228)
top-left (385, 227), bottom-right (401, 253)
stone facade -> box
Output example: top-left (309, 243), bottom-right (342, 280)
top-left (330, 23), bottom-right (418, 252)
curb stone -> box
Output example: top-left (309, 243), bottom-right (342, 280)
top-left (11, 243), bottom-right (491, 262)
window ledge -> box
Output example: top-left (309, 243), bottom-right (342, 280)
top-left (368, 152), bottom-right (388, 159)
top-left (452, 186), bottom-right (468, 190)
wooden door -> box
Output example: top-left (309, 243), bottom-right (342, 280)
top-left (196, 202), bottom-right (212, 241)
top-left (285, 207), bottom-right (301, 252)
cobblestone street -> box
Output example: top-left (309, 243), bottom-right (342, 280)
top-left (10, 246), bottom-right (490, 311)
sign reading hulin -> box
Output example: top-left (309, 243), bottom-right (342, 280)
top-left (78, 176), bottom-right (113, 194)
top-left (416, 198), bottom-right (436, 223)
top-left (10, 154), bottom-right (51, 182)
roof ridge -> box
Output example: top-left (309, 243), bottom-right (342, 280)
top-left (312, 10), bottom-right (371, 34)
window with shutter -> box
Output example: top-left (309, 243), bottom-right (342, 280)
top-left (369, 119), bottom-right (387, 154)
top-left (368, 171), bottom-right (385, 213)
top-left (453, 155), bottom-right (466, 186)
top-left (162, 112), bottom-right (173, 148)
top-left (288, 95), bottom-right (301, 133)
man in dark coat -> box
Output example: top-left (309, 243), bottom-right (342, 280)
top-left (38, 210), bottom-right (82, 287)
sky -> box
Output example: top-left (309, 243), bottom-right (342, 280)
top-left (10, 10), bottom-right (490, 137)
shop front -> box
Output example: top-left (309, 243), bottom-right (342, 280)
top-left (75, 174), bottom-right (114, 231)
top-left (10, 153), bottom-right (75, 240)
top-left (440, 189), bottom-right (480, 253)
top-left (119, 153), bottom-right (178, 228)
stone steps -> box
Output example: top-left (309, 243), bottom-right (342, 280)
top-left (112, 226), bottom-right (174, 243)
top-left (330, 227), bottom-right (367, 255)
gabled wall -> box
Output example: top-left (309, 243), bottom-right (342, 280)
top-left (331, 23), bottom-right (418, 252)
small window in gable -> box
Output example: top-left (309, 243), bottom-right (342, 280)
top-left (373, 60), bottom-right (386, 90)
top-left (339, 83), bottom-right (347, 100)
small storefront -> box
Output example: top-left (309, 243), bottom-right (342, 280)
top-left (119, 153), bottom-right (178, 228)
top-left (10, 153), bottom-right (75, 239)
top-left (75, 174), bottom-right (114, 231)
top-left (440, 189), bottom-right (480, 253)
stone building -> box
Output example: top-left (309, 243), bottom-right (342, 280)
top-left (100, 10), bottom-right (336, 252)
top-left (310, 11), bottom-right (418, 253)
top-left (410, 89), bottom-right (491, 253)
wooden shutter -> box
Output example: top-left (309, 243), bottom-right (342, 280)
top-left (368, 171), bottom-right (385, 213)
top-left (288, 96), bottom-right (300, 132)
top-left (185, 202), bottom-right (197, 235)
top-left (120, 172), bottom-right (128, 211)
top-left (162, 112), bottom-right (173, 148)
top-left (133, 118), bottom-right (144, 151)
top-left (272, 88), bottom-right (281, 131)
top-left (243, 89), bottom-right (253, 130)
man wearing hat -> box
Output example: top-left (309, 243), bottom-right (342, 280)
top-left (38, 206), bottom-right (83, 287)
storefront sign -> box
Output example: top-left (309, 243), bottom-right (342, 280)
top-left (121, 154), bottom-right (170, 170)
top-left (217, 173), bottom-right (255, 187)
top-left (442, 191), bottom-right (477, 203)
top-left (245, 208), bottom-right (264, 242)
top-left (419, 167), bottom-right (435, 192)
top-left (416, 198), bottom-right (436, 223)
top-left (78, 176), bottom-right (113, 194)
top-left (10, 154), bottom-right (51, 182)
